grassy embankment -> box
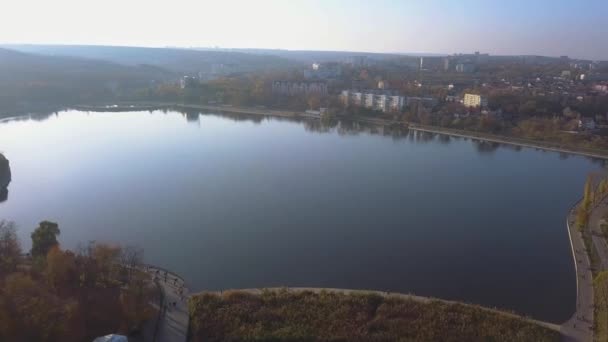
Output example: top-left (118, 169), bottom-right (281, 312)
top-left (189, 289), bottom-right (559, 342)
top-left (595, 272), bottom-right (608, 341)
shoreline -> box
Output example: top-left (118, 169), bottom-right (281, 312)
top-left (408, 124), bottom-right (608, 160)
top-left (69, 102), bottom-right (608, 160)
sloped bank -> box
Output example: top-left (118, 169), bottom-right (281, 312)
top-left (189, 288), bottom-right (560, 342)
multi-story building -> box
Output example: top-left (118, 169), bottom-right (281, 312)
top-left (341, 90), bottom-right (405, 113)
top-left (180, 76), bottom-right (199, 89)
top-left (272, 81), bottom-right (328, 96)
top-left (405, 97), bottom-right (438, 108)
top-left (463, 93), bottom-right (487, 108)
top-left (456, 62), bottom-right (475, 73)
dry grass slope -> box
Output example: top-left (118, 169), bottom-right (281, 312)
top-left (189, 289), bottom-right (560, 342)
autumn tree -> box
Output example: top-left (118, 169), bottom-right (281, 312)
top-left (583, 175), bottom-right (594, 211)
top-left (120, 245), bottom-right (143, 284)
top-left (0, 221), bottom-right (154, 341)
top-left (576, 206), bottom-right (589, 231)
top-left (120, 270), bottom-right (155, 332)
top-left (92, 243), bottom-right (122, 286)
top-left (2, 273), bottom-right (83, 342)
top-left (45, 247), bottom-right (77, 295)
top-left (307, 95), bottom-right (321, 110)
top-left (31, 221), bottom-right (60, 258)
top-left (598, 178), bottom-right (608, 201)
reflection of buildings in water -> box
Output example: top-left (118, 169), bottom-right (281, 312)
top-left (181, 111), bottom-right (201, 124)
top-left (498, 143), bottom-right (522, 152)
top-left (474, 140), bottom-right (500, 154)
top-left (413, 131), bottom-right (436, 143)
top-left (0, 110), bottom-right (58, 124)
top-left (303, 118), bottom-right (409, 140)
top-left (303, 119), bottom-right (330, 133)
top-left (337, 120), bottom-right (361, 136)
top-left (438, 134), bottom-right (451, 144)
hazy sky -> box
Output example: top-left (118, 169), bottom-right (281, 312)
top-left (2, 0), bottom-right (607, 59)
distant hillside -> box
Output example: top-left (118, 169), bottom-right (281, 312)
top-left (3, 44), bottom-right (298, 74)
top-left (0, 48), bottom-right (173, 113)
top-left (194, 48), bottom-right (406, 63)
top-left (0, 48), bottom-right (171, 83)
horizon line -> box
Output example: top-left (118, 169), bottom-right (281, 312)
top-left (0, 42), bottom-right (605, 62)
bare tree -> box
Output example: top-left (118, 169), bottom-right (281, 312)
top-left (121, 245), bottom-right (144, 283)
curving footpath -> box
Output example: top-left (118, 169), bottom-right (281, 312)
top-left (562, 201), bottom-right (594, 341)
top-left (146, 266), bottom-right (189, 342)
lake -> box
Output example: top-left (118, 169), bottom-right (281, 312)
top-left (0, 109), bottom-right (602, 323)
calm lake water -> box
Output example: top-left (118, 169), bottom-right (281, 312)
top-left (0, 109), bottom-right (603, 322)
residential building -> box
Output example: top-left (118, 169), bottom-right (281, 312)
top-left (340, 89), bottom-right (405, 113)
top-left (180, 76), bottom-right (198, 89)
top-left (405, 97), bottom-right (438, 108)
top-left (272, 81), bottom-right (328, 96)
top-left (456, 63), bottom-right (475, 73)
top-left (378, 80), bottom-right (389, 89)
top-left (463, 94), bottom-right (487, 108)
top-left (579, 118), bottom-right (597, 130)
top-left (443, 57), bottom-right (450, 72)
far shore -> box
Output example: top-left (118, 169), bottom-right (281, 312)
top-left (68, 102), bottom-right (608, 160)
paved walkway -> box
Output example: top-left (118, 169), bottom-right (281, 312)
top-left (147, 267), bottom-right (189, 342)
top-left (561, 202), bottom-right (594, 341)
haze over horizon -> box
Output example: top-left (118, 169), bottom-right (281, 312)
top-left (2, 0), bottom-right (607, 60)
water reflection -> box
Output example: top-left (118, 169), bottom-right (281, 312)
top-left (2, 108), bottom-right (605, 165)
top-left (474, 140), bottom-right (500, 154)
top-left (180, 110), bottom-right (201, 124)
top-left (0, 108), bottom-right (599, 323)
top-left (438, 134), bottom-right (451, 144)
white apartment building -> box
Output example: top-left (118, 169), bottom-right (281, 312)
top-left (463, 93), bottom-right (487, 108)
top-left (341, 90), bottom-right (405, 113)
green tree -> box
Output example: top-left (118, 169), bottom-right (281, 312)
top-left (31, 221), bottom-right (60, 258)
